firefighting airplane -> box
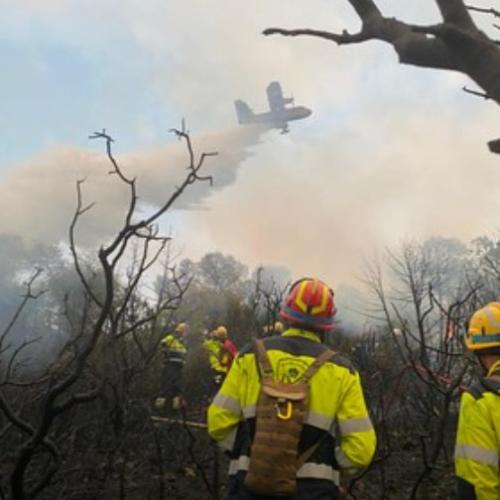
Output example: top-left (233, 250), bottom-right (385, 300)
top-left (234, 81), bottom-right (312, 134)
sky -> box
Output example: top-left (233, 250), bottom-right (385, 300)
top-left (1, 0), bottom-right (500, 290)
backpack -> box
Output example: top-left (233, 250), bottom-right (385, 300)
top-left (244, 339), bottom-right (335, 497)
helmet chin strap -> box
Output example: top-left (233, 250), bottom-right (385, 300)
top-left (475, 351), bottom-right (500, 375)
top-left (476, 353), bottom-right (489, 374)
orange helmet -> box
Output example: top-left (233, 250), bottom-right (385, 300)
top-left (280, 278), bottom-right (336, 331)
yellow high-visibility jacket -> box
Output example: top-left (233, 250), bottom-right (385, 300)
top-left (203, 338), bottom-right (228, 375)
top-left (207, 329), bottom-right (376, 489)
top-left (160, 334), bottom-right (186, 364)
top-left (455, 360), bottom-right (500, 500)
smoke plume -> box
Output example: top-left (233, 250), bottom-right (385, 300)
top-left (0, 125), bottom-right (264, 247)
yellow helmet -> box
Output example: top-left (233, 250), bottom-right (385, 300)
top-left (175, 323), bottom-right (188, 335)
top-left (213, 325), bottom-right (228, 340)
top-left (465, 302), bottom-right (500, 352)
top-left (274, 321), bottom-right (284, 334)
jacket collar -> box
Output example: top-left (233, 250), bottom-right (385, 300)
top-left (282, 328), bottom-right (321, 343)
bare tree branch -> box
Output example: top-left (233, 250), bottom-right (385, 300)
top-left (0, 269), bottom-right (44, 352)
top-left (462, 85), bottom-right (492, 99)
top-left (436, 0), bottom-right (477, 28)
top-left (466, 4), bottom-right (500, 18)
top-left (264, 0), bottom-right (500, 152)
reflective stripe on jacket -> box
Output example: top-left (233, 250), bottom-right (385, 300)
top-left (161, 334), bottom-right (186, 364)
top-left (203, 339), bottom-right (228, 374)
top-left (207, 329), bottom-right (376, 487)
top-left (455, 360), bottom-right (500, 500)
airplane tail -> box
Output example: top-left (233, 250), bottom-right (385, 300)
top-left (234, 100), bottom-right (254, 124)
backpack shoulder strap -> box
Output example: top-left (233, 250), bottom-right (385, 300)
top-left (296, 349), bottom-right (336, 467)
top-left (255, 339), bottom-right (274, 379)
top-left (482, 373), bottom-right (500, 396)
top-left (300, 348), bottom-right (336, 383)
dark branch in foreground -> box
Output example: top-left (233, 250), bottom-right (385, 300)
top-left (1, 122), bottom-right (218, 500)
top-left (462, 85), bottom-right (492, 100)
top-left (263, 27), bottom-right (370, 45)
top-left (264, 0), bottom-right (500, 153)
top-left (466, 5), bottom-right (500, 18)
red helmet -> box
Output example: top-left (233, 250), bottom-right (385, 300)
top-left (280, 278), bottom-right (336, 331)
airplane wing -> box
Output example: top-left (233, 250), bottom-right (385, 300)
top-left (267, 81), bottom-right (285, 112)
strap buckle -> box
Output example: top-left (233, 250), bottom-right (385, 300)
top-left (275, 400), bottom-right (293, 420)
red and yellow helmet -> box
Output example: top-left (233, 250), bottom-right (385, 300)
top-left (465, 302), bottom-right (500, 352)
top-left (279, 278), bottom-right (336, 332)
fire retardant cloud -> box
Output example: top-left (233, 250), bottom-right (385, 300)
top-left (0, 125), bottom-right (264, 247)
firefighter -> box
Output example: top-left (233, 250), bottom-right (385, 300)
top-left (261, 320), bottom-right (285, 338)
top-left (203, 325), bottom-right (237, 392)
top-left (208, 278), bottom-right (376, 499)
top-left (156, 322), bottom-right (188, 413)
top-left (455, 303), bottom-right (500, 499)
top-left (220, 326), bottom-right (238, 368)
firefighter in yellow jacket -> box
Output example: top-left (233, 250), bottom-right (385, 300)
top-left (157, 323), bottom-right (188, 412)
top-left (208, 278), bottom-right (376, 499)
top-left (455, 303), bottom-right (500, 499)
top-left (203, 326), bottom-right (237, 393)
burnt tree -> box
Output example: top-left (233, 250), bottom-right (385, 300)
top-left (264, 0), bottom-right (500, 152)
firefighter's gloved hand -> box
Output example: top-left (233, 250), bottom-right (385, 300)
top-left (213, 374), bottom-right (224, 386)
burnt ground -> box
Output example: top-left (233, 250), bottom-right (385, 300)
top-left (145, 421), bottom-right (457, 500)
top-left (22, 406), bottom-right (457, 500)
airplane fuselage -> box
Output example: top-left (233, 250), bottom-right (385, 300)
top-left (245, 106), bottom-right (311, 127)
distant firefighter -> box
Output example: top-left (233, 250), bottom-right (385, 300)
top-left (262, 320), bottom-right (284, 337)
top-left (156, 322), bottom-right (188, 413)
top-left (203, 325), bottom-right (238, 392)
